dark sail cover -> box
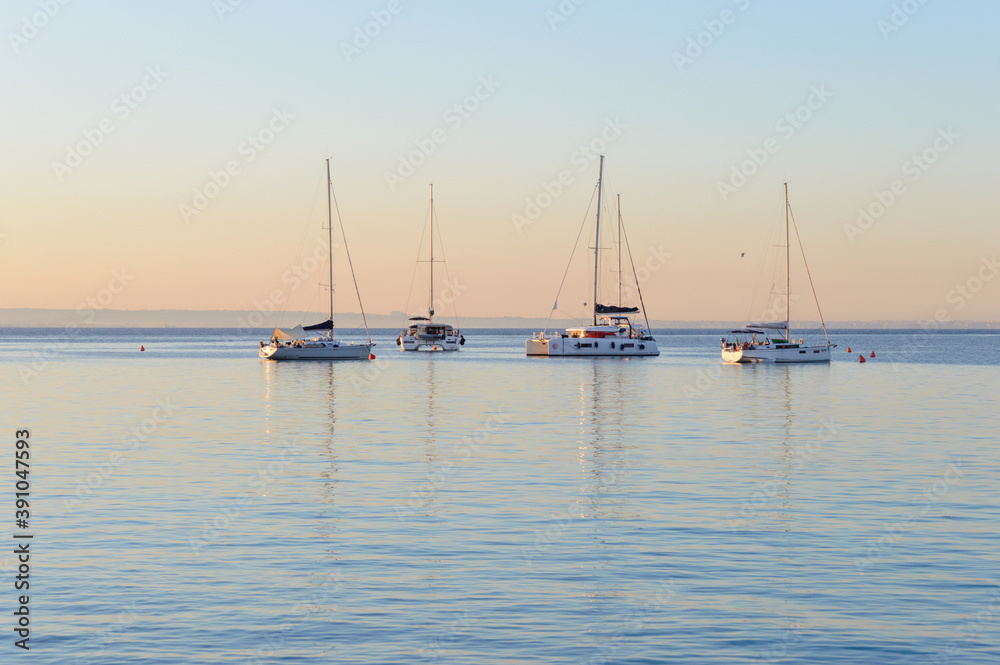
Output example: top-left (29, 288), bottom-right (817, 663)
top-left (303, 319), bottom-right (333, 331)
top-left (595, 304), bottom-right (639, 314)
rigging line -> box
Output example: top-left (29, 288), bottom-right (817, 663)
top-left (596, 172), bottom-right (616, 302)
top-left (746, 194), bottom-right (783, 322)
top-left (744, 223), bottom-right (769, 321)
top-left (787, 203), bottom-right (831, 346)
top-left (746, 198), bottom-right (775, 321)
top-left (431, 202), bottom-right (461, 327)
top-left (769, 191), bottom-right (788, 319)
top-left (555, 307), bottom-right (589, 326)
top-left (544, 184), bottom-right (599, 334)
top-left (619, 211), bottom-right (653, 334)
top-left (748, 197), bottom-right (778, 320)
top-left (328, 171), bottom-right (372, 344)
top-left (401, 206), bottom-right (431, 325)
top-left (278, 163), bottom-right (326, 327)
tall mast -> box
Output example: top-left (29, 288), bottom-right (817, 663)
top-left (784, 181), bottom-right (790, 342)
top-left (326, 158), bottom-right (334, 339)
top-left (617, 193), bottom-right (622, 308)
top-left (593, 155), bottom-right (604, 325)
top-left (428, 183), bottom-right (434, 322)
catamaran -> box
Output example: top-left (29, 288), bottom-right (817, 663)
top-left (721, 183), bottom-right (835, 363)
top-left (526, 156), bottom-right (659, 357)
top-left (259, 159), bottom-right (374, 361)
top-left (397, 184), bottom-right (465, 352)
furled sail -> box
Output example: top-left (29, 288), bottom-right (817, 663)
top-left (303, 319), bottom-right (333, 331)
top-left (595, 304), bottom-right (639, 314)
top-left (745, 321), bottom-right (788, 330)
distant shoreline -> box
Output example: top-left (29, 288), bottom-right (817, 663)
top-left (0, 309), bottom-right (995, 329)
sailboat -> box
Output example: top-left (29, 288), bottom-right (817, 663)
top-left (526, 156), bottom-right (659, 357)
top-left (396, 184), bottom-right (465, 352)
top-left (721, 183), bottom-right (835, 363)
top-left (259, 159), bottom-right (374, 361)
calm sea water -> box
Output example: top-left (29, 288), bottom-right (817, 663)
top-left (1, 327), bottom-right (998, 664)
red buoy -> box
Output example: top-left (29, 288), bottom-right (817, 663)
top-left (869, 351), bottom-right (875, 358)
top-left (846, 346), bottom-right (851, 353)
top-left (368, 353), bottom-right (375, 360)
top-left (859, 355), bottom-right (866, 363)
top-left (140, 345), bottom-right (145, 352)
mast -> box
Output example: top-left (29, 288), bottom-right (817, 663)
top-left (593, 155), bottom-right (604, 325)
top-left (617, 193), bottom-right (622, 308)
top-left (428, 183), bottom-right (434, 322)
top-left (326, 158), bottom-right (335, 339)
top-left (784, 181), bottom-right (790, 342)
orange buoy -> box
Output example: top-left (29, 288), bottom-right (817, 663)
top-left (140, 345), bottom-right (145, 352)
top-left (368, 353), bottom-right (375, 360)
top-left (869, 351), bottom-right (875, 358)
top-left (846, 346), bottom-right (851, 353)
top-left (859, 355), bottom-right (866, 363)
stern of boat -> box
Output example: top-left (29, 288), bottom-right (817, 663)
top-left (525, 338), bottom-right (550, 356)
top-left (400, 335), bottom-right (461, 351)
top-left (721, 347), bottom-right (745, 363)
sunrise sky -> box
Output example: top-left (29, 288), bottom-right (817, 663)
top-left (2, 0), bottom-right (998, 322)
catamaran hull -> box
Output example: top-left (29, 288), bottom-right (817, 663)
top-left (260, 344), bottom-right (372, 360)
top-left (399, 335), bottom-right (461, 352)
top-left (722, 346), bottom-right (831, 363)
top-left (526, 338), bottom-right (659, 357)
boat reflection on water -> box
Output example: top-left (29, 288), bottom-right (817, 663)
top-left (577, 362), bottom-right (635, 522)
top-left (571, 361), bottom-right (648, 610)
top-left (414, 357), bottom-right (441, 517)
top-left (729, 365), bottom-right (834, 535)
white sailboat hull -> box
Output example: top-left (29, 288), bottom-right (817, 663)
top-left (723, 344), bottom-right (831, 364)
top-left (260, 342), bottom-right (372, 360)
top-left (526, 337), bottom-right (659, 357)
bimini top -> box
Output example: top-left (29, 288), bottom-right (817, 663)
top-left (408, 316), bottom-right (430, 321)
top-left (729, 329), bottom-right (766, 334)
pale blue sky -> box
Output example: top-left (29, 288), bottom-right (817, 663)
top-left (2, 1), bottom-right (998, 321)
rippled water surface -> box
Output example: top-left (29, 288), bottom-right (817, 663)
top-left (2, 328), bottom-right (998, 663)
